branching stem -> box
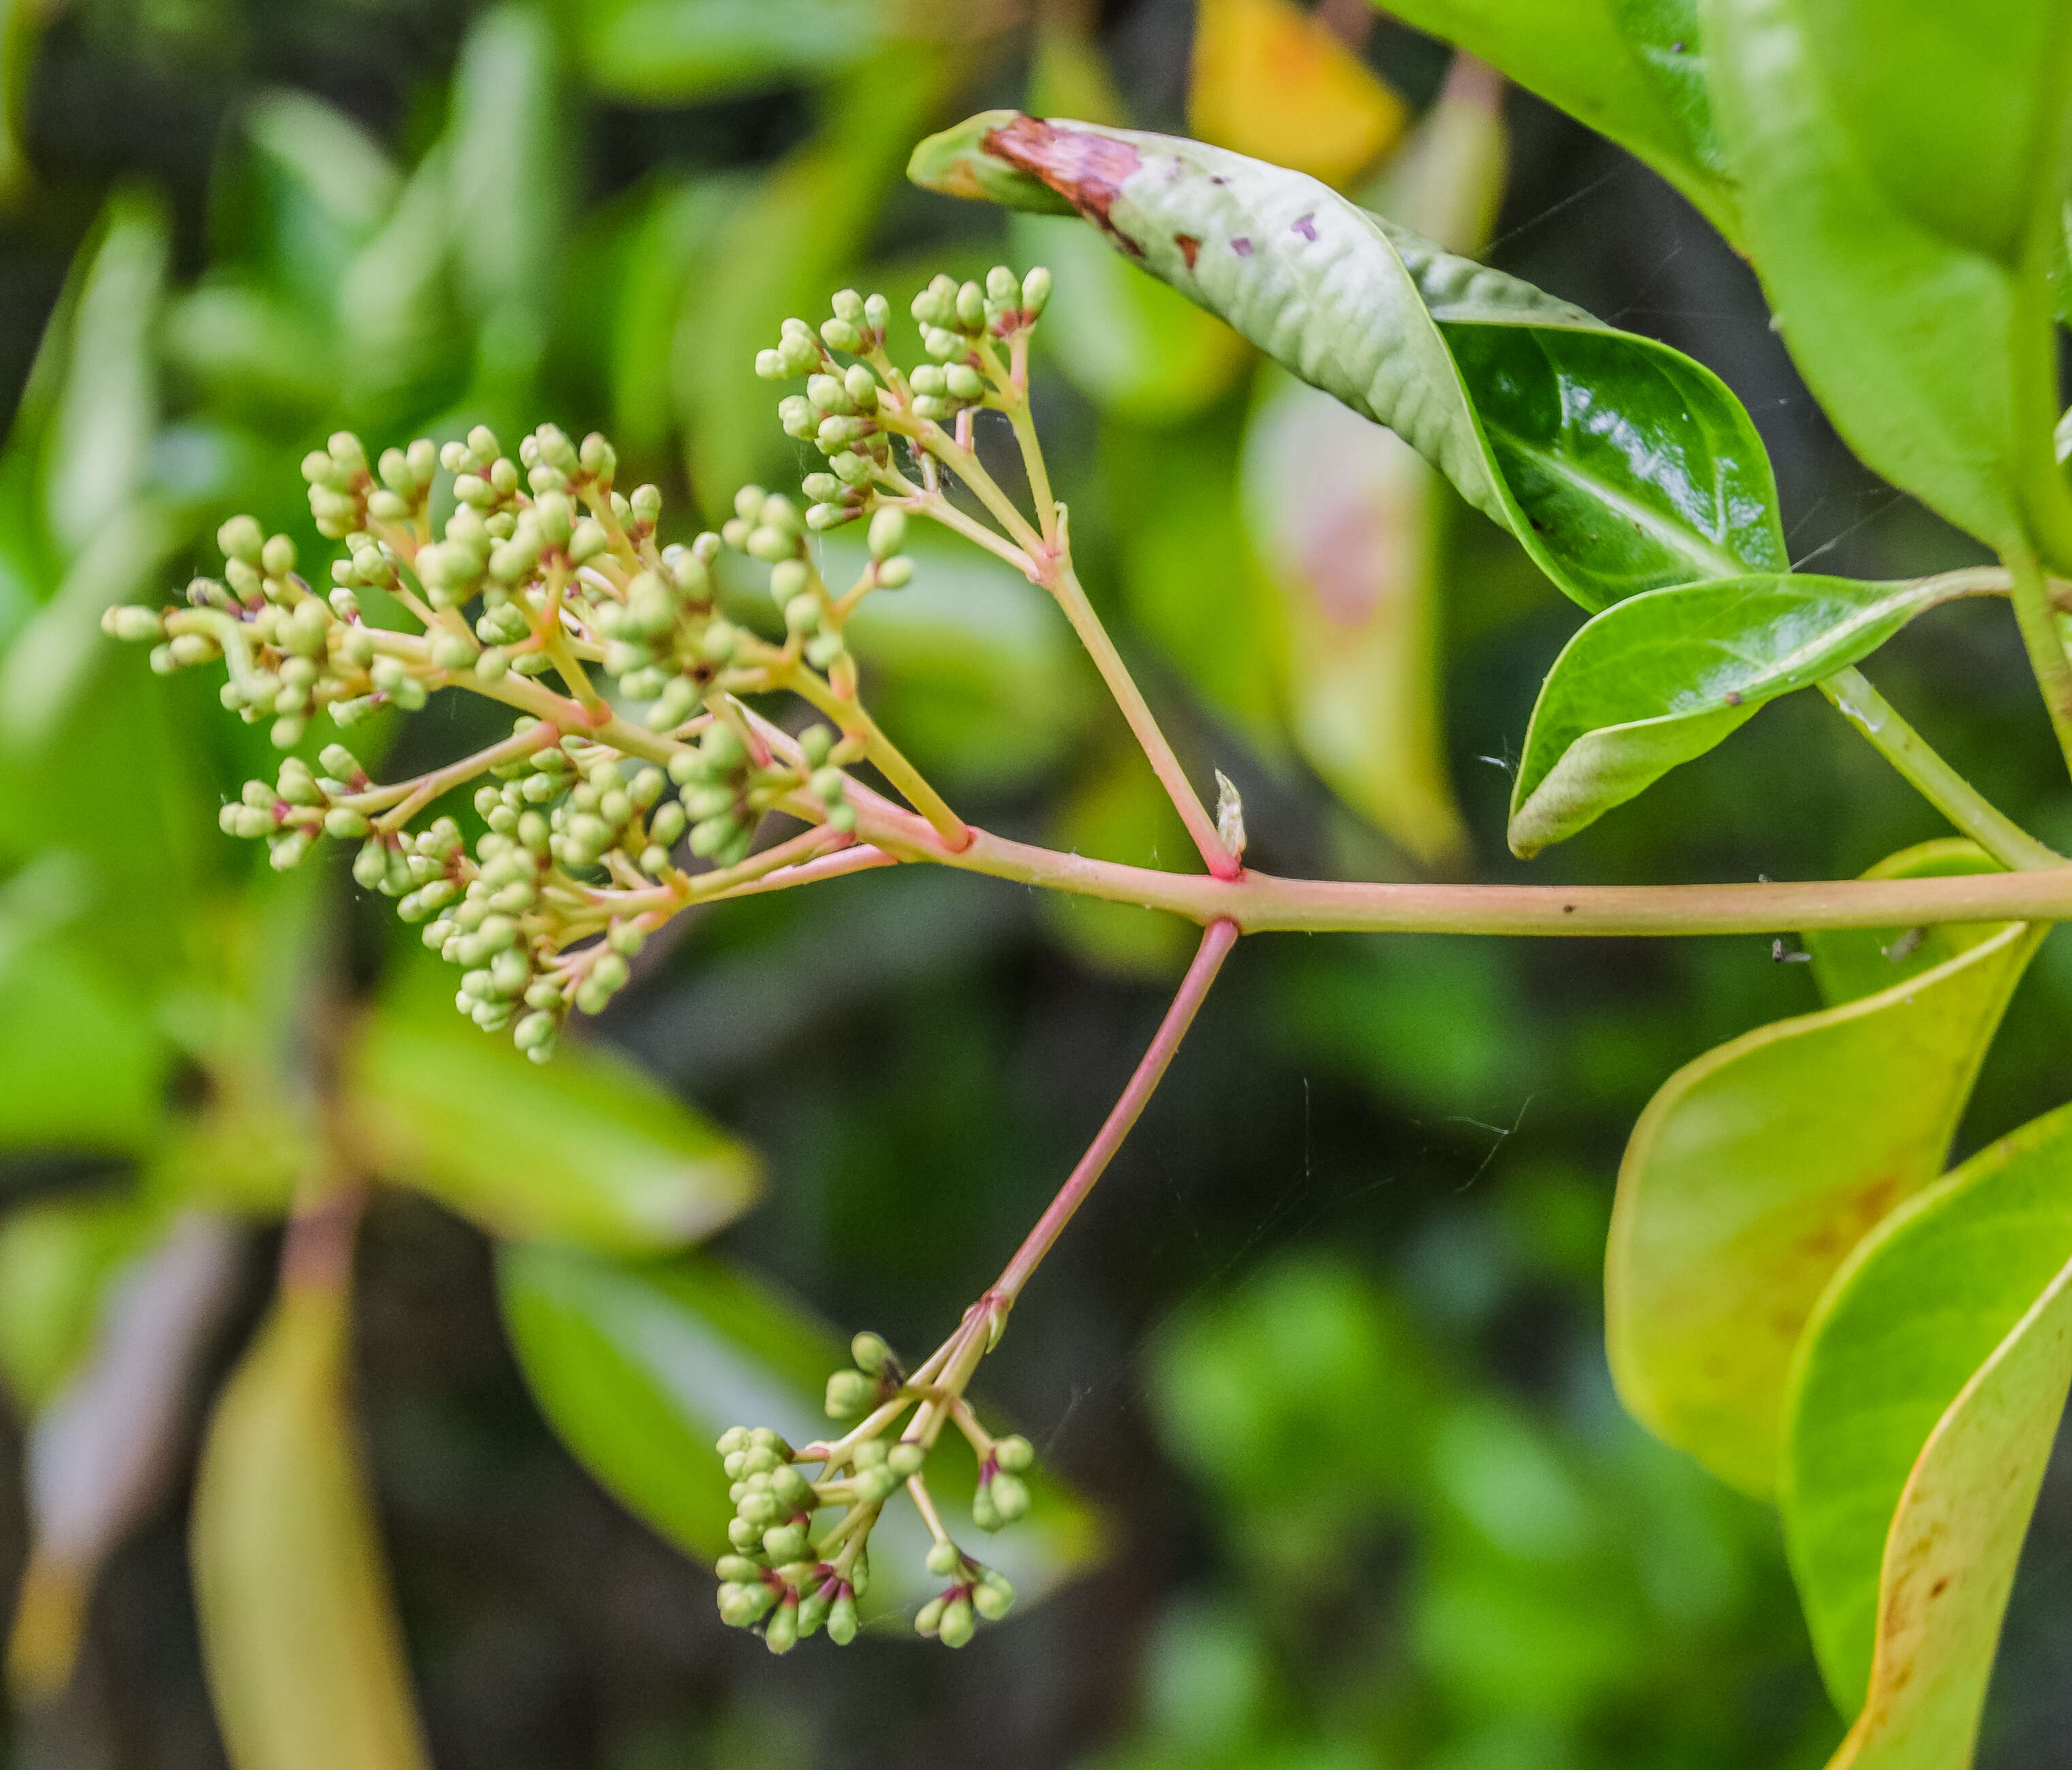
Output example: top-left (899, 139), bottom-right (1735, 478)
top-left (2005, 545), bottom-right (2072, 782)
top-left (1819, 666), bottom-right (2062, 871)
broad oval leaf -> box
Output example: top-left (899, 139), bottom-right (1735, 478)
top-left (1802, 841), bottom-right (2014, 1008)
top-left (1370, 1), bottom-right (1738, 242)
top-left (1781, 1099), bottom-right (2072, 1743)
top-left (191, 1278), bottom-right (431, 1770)
top-left (498, 1243), bottom-right (1102, 1622)
top-left (343, 990), bottom-right (760, 1255)
top-left (1606, 891), bottom-right (2041, 1496)
top-left (910, 114), bottom-right (1783, 611)
top-left (1704, 0), bottom-right (2072, 568)
top-left (1508, 572), bottom-right (1998, 856)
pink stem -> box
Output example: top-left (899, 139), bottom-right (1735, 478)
top-left (991, 918), bottom-right (1239, 1307)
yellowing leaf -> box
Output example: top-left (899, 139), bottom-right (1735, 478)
top-left (191, 1274), bottom-right (430, 1770)
top-left (1782, 1100), bottom-right (2072, 1760)
top-left (1190, 0), bottom-right (1407, 187)
top-left (1606, 849), bottom-right (2040, 1495)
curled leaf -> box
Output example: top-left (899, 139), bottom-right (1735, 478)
top-left (1508, 572), bottom-right (2001, 856)
top-left (910, 113), bottom-right (1783, 611)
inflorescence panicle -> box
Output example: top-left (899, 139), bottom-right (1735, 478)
top-left (101, 263), bottom-right (1059, 1063)
top-left (714, 1312), bottom-right (1034, 1653)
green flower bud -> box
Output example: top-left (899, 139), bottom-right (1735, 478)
top-left (325, 807), bottom-right (368, 839)
top-left (733, 485), bottom-right (767, 524)
top-left (762, 1523), bottom-right (810, 1564)
top-left (811, 766), bottom-right (846, 805)
top-left (797, 1584), bottom-right (832, 1637)
top-left (755, 349), bottom-right (788, 380)
top-left (764, 1597), bottom-right (799, 1655)
top-left (938, 1596), bottom-right (975, 1648)
top-left (842, 364), bottom-right (878, 410)
top-left (714, 1554), bottom-right (760, 1583)
top-left (986, 265), bottom-right (1017, 304)
top-left (831, 289), bottom-right (865, 323)
top-left (829, 449), bottom-right (876, 487)
top-left (863, 292), bottom-right (890, 331)
top-left (786, 594), bottom-right (821, 634)
top-left (630, 484), bottom-right (662, 529)
top-left (970, 1485), bottom-right (1000, 1532)
top-left (874, 556), bottom-right (913, 590)
top-left (825, 1369), bottom-right (873, 1418)
top-left (914, 1596), bottom-right (945, 1638)
top-left (430, 632), bottom-right (478, 671)
top-left (993, 1434), bottom-right (1034, 1473)
top-left (826, 803), bottom-right (857, 834)
top-left (887, 1441), bottom-right (925, 1477)
top-left (701, 722), bottom-right (746, 771)
top-left (103, 605), bottom-right (163, 643)
top-left (827, 1592), bottom-right (859, 1645)
top-left (820, 317), bottom-right (862, 353)
top-left (769, 1464), bottom-right (814, 1511)
top-left (218, 515), bottom-right (265, 563)
top-left (720, 517), bottom-right (751, 551)
top-left (955, 281), bottom-right (985, 331)
top-left (850, 1330), bottom-right (889, 1373)
top-left (987, 1472), bottom-right (1029, 1525)
top-left (727, 1516), bottom-right (761, 1551)
top-left (748, 526), bottom-right (795, 564)
top-left (867, 506), bottom-right (906, 560)
top-left (806, 502), bottom-right (856, 531)
top-left (1021, 265), bottom-right (1051, 315)
top-left (716, 1426), bottom-right (748, 1457)
top-left (973, 1571), bottom-right (1014, 1620)
top-left (925, 1540), bottom-right (961, 1578)
top-left (946, 364), bottom-right (985, 402)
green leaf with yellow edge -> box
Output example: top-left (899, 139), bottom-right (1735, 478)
top-left (342, 986), bottom-right (760, 1255)
top-left (1508, 572), bottom-right (2000, 858)
top-left (498, 1244), bottom-right (1102, 1620)
top-left (1606, 843), bottom-right (2041, 1496)
top-left (1362, 0), bottom-right (1738, 242)
top-left (191, 1276), bottom-right (431, 1770)
top-left (910, 114), bottom-right (1783, 613)
top-left (1781, 1098), bottom-right (2072, 1751)
top-left (1801, 840), bottom-right (2016, 1008)
top-left (1703, 0), bottom-right (2072, 569)
top-left (1192, 0), bottom-right (1407, 189)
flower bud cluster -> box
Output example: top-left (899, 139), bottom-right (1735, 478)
top-left (712, 1326), bottom-right (1031, 1652)
top-left (756, 266), bottom-right (1049, 526)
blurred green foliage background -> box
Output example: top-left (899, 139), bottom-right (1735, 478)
top-left (0, 1), bottom-right (2068, 1767)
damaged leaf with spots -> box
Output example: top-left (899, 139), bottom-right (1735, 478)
top-left (910, 112), bottom-right (1784, 613)
top-left (1782, 1100), bottom-right (2072, 1763)
top-left (1606, 845), bottom-right (2041, 1496)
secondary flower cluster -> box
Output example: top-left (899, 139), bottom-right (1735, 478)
top-left (714, 1323), bottom-right (1032, 1652)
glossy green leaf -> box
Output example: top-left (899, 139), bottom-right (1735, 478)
top-left (1607, 899), bottom-right (2041, 1496)
top-left (910, 115), bottom-right (1783, 611)
top-left (1361, 1), bottom-right (1738, 242)
top-left (498, 1244), bottom-right (1102, 1617)
top-left (574, 0), bottom-right (882, 102)
top-left (1703, 0), bottom-right (2072, 568)
top-left (1782, 1099), bottom-right (2072, 1742)
top-left (191, 1278), bottom-right (432, 1770)
top-left (1508, 573), bottom-right (1995, 856)
top-left (343, 988), bottom-right (760, 1255)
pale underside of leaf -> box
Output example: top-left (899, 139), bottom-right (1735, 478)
top-left (1606, 918), bottom-right (2040, 1497)
top-left (1509, 574), bottom-right (1993, 856)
